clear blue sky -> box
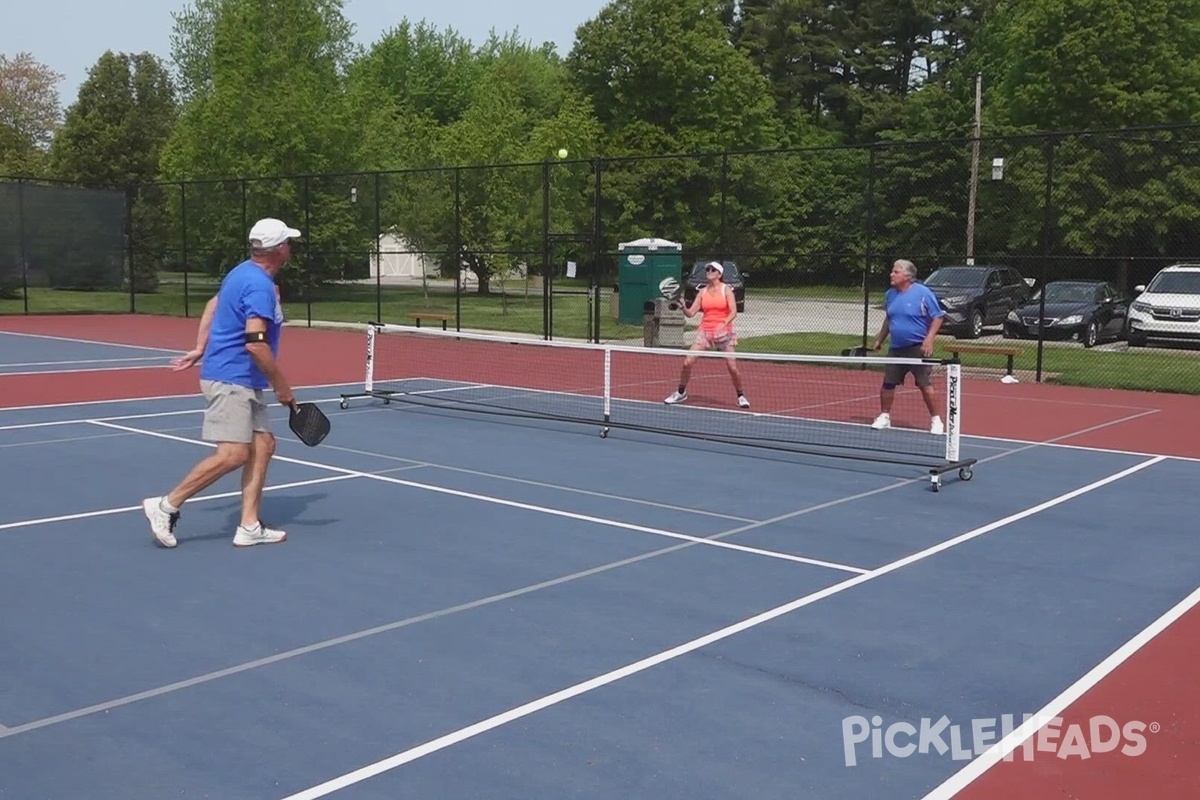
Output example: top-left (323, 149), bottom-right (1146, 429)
top-left (2, 0), bottom-right (607, 109)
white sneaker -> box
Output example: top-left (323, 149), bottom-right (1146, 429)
top-left (737, 395), bottom-right (750, 408)
top-left (664, 390), bottom-right (687, 404)
top-left (143, 497), bottom-right (180, 549)
top-left (233, 521), bottom-right (287, 548)
top-left (871, 413), bottom-right (891, 430)
top-left (930, 417), bottom-right (945, 435)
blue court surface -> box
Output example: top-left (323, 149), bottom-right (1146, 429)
top-left (1, 369), bottom-right (1198, 799)
top-left (0, 330), bottom-right (181, 375)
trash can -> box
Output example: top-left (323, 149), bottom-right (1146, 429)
top-left (656, 296), bottom-right (688, 347)
top-left (617, 238), bottom-right (683, 325)
top-left (642, 300), bottom-right (660, 347)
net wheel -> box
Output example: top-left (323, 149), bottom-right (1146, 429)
top-left (931, 476), bottom-right (941, 493)
top-left (339, 400), bottom-right (348, 410)
top-left (600, 427), bottom-right (609, 439)
top-left (959, 467), bottom-right (973, 482)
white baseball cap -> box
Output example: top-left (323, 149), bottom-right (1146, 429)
top-left (705, 261), bottom-right (724, 275)
top-left (248, 218), bottom-right (302, 249)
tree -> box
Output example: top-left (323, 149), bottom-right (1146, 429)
top-left (49, 52), bottom-right (178, 292)
top-left (973, 0), bottom-right (1200, 285)
top-left (344, 21), bottom-right (480, 172)
top-left (160, 0), bottom-right (362, 295)
top-left (569, 0), bottom-right (783, 254)
top-left (387, 34), bottom-right (602, 295)
top-left (0, 52), bottom-right (63, 175)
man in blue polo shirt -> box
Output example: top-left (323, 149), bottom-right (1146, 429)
top-left (143, 217), bottom-right (300, 549)
top-left (869, 259), bottom-right (946, 434)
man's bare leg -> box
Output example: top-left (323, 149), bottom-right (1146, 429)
top-left (238, 432), bottom-right (276, 528)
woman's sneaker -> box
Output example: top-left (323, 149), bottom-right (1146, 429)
top-left (664, 390), bottom-right (687, 404)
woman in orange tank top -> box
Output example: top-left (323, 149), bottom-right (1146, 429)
top-left (663, 262), bottom-right (749, 408)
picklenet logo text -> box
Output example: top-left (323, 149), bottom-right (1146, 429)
top-left (842, 714), bottom-right (1156, 767)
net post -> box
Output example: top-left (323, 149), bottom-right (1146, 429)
top-left (364, 322), bottom-right (377, 394)
top-left (944, 360), bottom-right (961, 463)
top-left (338, 322), bottom-right (379, 408)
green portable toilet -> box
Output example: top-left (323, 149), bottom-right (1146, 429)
top-left (616, 238), bottom-right (683, 324)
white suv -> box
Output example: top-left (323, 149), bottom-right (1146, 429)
top-left (1127, 263), bottom-right (1200, 347)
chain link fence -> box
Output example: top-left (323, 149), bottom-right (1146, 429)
top-left (0, 178), bottom-right (129, 313)
top-left (4, 124), bottom-right (1199, 392)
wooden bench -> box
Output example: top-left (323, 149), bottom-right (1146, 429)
top-left (947, 344), bottom-right (1022, 380)
top-left (410, 312), bottom-right (453, 330)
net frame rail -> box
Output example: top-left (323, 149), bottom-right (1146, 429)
top-left (339, 322), bottom-right (977, 491)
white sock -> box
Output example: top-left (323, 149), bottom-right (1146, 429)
top-left (239, 522), bottom-right (261, 532)
top-left (160, 498), bottom-right (179, 514)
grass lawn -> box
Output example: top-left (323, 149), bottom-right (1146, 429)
top-left (739, 332), bottom-right (1200, 394)
top-left (0, 280), bottom-right (646, 341)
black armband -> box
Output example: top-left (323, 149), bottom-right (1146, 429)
top-left (245, 331), bottom-right (268, 344)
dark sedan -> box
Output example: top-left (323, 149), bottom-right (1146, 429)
top-left (1002, 280), bottom-right (1128, 347)
top-left (683, 260), bottom-right (746, 312)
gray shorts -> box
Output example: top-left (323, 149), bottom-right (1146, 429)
top-left (882, 345), bottom-right (933, 388)
top-left (200, 380), bottom-right (271, 443)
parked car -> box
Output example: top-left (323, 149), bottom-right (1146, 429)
top-left (1126, 263), bottom-right (1200, 347)
top-left (1002, 280), bottom-right (1128, 347)
top-left (683, 260), bottom-right (746, 312)
top-left (922, 264), bottom-right (1033, 339)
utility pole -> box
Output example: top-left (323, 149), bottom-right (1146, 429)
top-left (966, 73), bottom-right (982, 265)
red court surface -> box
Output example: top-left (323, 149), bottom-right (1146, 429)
top-left (948, 599), bottom-right (1200, 800)
top-left (1, 312), bottom-right (1196, 799)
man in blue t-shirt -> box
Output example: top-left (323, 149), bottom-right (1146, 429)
top-left (143, 218), bottom-right (301, 549)
top-left (868, 259), bottom-right (946, 434)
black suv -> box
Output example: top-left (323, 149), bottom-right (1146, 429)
top-left (683, 260), bottom-right (746, 312)
top-left (922, 264), bottom-right (1032, 339)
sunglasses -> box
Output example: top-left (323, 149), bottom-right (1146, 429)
top-left (705, 266), bottom-right (720, 273)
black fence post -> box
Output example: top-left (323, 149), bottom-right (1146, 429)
top-left (1036, 134), bottom-right (1057, 383)
top-left (17, 178), bottom-right (28, 315)
top-left (719, 152), bottom-right (729, 262)
top-left (592, 158), bottom-right (603, 343)
top-left (862, 145), bottom-right (877, 350)
top-left (374, 172), bottom-right (382, 324)
top-left (454, 167), bottom-right (462, 332)
top-left (542, 159), bottom-right (552, 340)
top-left (303, 175), bottom-right (312, 327)
top-left (126, 184), bottom-right (135, 313)
top-left (181, 183), bottom-right (190, 318)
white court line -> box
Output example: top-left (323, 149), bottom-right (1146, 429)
top-left (89, 420), bottom-right (868, 575)
top-left (0, 329), bottom-right (185, 354)
top-left (0, 475), bottom-right (360, 534)
top-left (0, 395), bottom-right (352, 433)
top-left (0, 471), bottom-right (930, 742)
top-left (0, 432), bottom-right (132, 450)
top-left (922, 581), bottom-right (1200, 800)
top-left (0, 364), bottom-right (174, 378)
top-left (279, 455), bottom-right (1166, 800)
top-left (273, 437), bottom-right (759, 524)
top-left (0, 356), bottom-right (169, 368)
top-left (0, 380), bottom-right (362, 415)
top-left (0, 401), bottom-right (755, 524)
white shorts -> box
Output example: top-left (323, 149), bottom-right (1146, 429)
top-left (694, 326), bottom-right (738, 350)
